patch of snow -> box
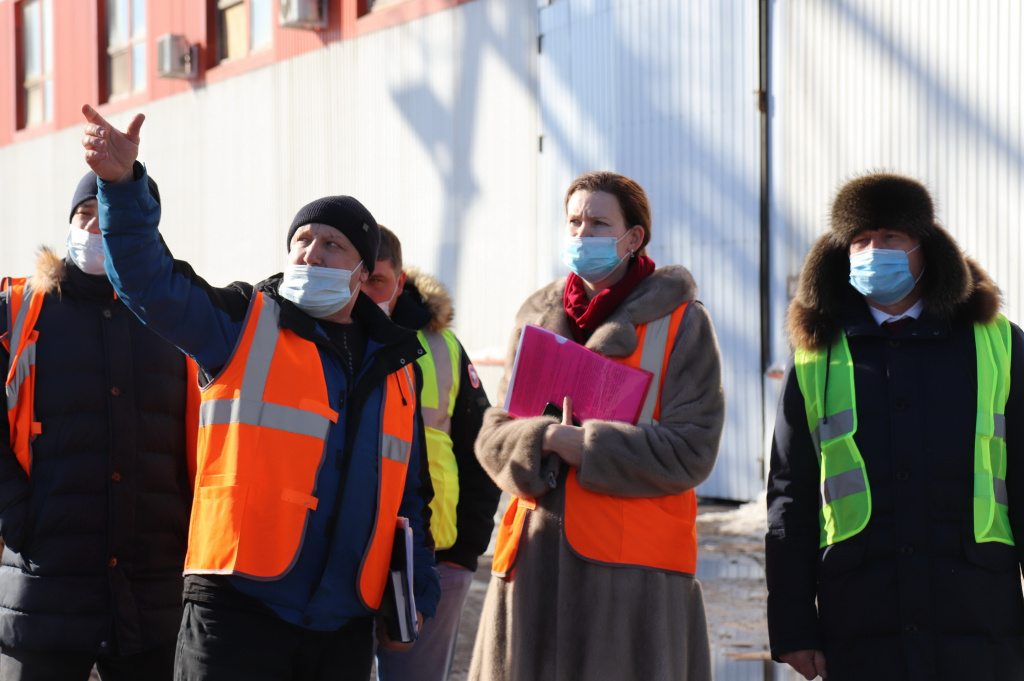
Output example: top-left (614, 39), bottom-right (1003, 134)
top-left (698, 491), bottom-right (767, 537)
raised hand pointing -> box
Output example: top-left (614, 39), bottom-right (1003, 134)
top-left (80, 103), bottom-right (145, 183)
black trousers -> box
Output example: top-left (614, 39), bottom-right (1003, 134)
top-left (174, 599), bottom-right (374, 681)
top-left (0, 643), bottom-right (175, 681)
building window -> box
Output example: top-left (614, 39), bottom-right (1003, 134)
top-left (217, 0), bottom-right (272, 62)
top-left (366, 0), bottom-right (407, 10)
top-left (250, 0), bottom-right (272, 49)
top-left (107, 0), bottom-right (147, 98)
top-left (21, 0), bottom-right (54, 128)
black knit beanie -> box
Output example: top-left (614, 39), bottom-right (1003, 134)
top-left (286, 196), bottom-right (380, 274)
top-left (69, 170), bottom-right (161, 222)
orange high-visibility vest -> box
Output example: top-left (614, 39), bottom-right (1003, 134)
top-left (2, 278), bottom-right (45, 477)
top-left (492, 301), bottom-right (696, 578)
top-left (185, 292), bottom-right (417, 610)
top-left (2, 277), bottom-right (200, 481)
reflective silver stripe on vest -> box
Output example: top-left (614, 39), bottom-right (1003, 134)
top-left (994, 476), bottom-right (1009, 506)
top-left (381, 366), bottom-right (416, 465)
top-left (6, 344), bottom-right (36, 412)
top-left (822, 467), bottom-right (868, 504)
top-left (382, 433), bottom-right (411, 465)
top-left (197, 297), bottom-right (331, 440)
top-left (420, 331), bottom-right (454, 433)
top-left (238, 298), bottom-right (280, 400)
top-left (199, 399), bottom-right (331, 440)
top-left (6, 282), bottom-right (36, 410)
top-left (817, 409), bottom-right (855, 443)
top-left (636, 314), bottom-right (673, 426)
top-left (993, 413), bottom-right (1006, 439)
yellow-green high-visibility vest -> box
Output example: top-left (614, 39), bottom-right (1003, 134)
top-left (416, 328), bottom-right (463, 550)
top-left (795, 314), bottom-right (1013, 548)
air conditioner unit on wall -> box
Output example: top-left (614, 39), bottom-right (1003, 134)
top-left (156, 34), bottom-right (196, 79)
top-left (280, 0), bottom-right (327, 29)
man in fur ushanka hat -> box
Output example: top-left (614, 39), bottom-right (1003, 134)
top-left (766, 172), bottom-right (1024, 681)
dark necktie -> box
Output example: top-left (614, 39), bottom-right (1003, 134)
top-left (882, 317), bottom-right (913, 335)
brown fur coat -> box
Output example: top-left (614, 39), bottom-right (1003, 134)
top-left (469, 266), bottom-right (725, 681)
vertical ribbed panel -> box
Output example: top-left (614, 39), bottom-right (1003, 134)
top-left (772, 0), bottom-right (1024, 371)
top-left (0, 0), bottom-right (536, 404)
top-left (538, 0), bottom-right (763, 501)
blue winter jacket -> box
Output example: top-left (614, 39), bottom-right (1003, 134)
top-left (97, 166), bottom-right (440, 630)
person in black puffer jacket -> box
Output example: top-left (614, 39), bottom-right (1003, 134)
top-left (0, 171), bottom-right (195, 681)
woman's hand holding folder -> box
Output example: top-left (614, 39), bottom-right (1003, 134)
top-left (542, 396), bottom-right (585, 468)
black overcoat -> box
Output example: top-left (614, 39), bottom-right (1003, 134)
top-left (768, 288), bottom-right (1024, 681)
top-left (0, 254), bottom-right (192, 655)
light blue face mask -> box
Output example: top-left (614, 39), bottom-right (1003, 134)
top-left (848, 245), bottom-right (923, 305)
top-left (279, 262), bottom-right (362, 318)
top-left (561, 232), bottom-right (631, 283)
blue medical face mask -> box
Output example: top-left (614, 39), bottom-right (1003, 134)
top-left (848, 245), bottom-right (923, 305)
top-left (560, 232), bottom-right (632, 283)
top-left (279, 262), bottom-right (362, 318)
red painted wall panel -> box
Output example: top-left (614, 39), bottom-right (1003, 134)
top-left (0, 3), bottom-right (14, 146)
top-left (1, 0), bottom-right (476, 147)
top-left (52, 0), bottom-right (101, 131)
top-left (274, 0), bottom-right (342, 61)
top-left (146, 0), bottom-right (206, 102)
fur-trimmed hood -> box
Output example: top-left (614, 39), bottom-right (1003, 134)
top-left (24, 246), bottom-right (117, 303)
top-left (29, 246), bottom-right (66, 296)
top-left (787, 228), bottom-right (1001, 351)
top-left (402, 267), bottom-right (453, 333)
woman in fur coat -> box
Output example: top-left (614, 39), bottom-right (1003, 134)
top-left (469, 171), bottom-right (725, 681)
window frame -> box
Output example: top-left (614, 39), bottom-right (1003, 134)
top-left (105, 0), bottom-right (148, 101)
top-left (18, 0), bottom-right (54, 130)
top-left (214, 0), bottom-right (273, 64)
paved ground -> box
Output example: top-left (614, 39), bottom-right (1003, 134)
top-left (441, 498), bottom-right (807, 681)
top-left (86, 499), bottom-right (805, 681)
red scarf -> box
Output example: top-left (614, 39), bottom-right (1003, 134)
top-left (563, 255), bottom-right (656, 343)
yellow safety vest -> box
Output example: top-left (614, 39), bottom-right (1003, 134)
top-left (416, 328), bottom-right (462, 550)
top-left (795, 315), bottom-right (1013, 547)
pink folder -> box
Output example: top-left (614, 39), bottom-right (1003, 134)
top-left (503, 325), bottom-right (654, 425)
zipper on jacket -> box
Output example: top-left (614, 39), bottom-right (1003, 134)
top-left (307, 343), bottom-right (417, 599)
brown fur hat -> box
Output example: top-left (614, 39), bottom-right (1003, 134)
top-left (787, 172), bottom-right (1001, 350)
top-left (829, 173), bottom-right (936, 245)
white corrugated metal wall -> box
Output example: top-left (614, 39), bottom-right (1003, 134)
top-left (769, 0), bottom-right (1024, 385)
top-left (21, 0), bottom-right (1002, 506)
top-left (537, 0), bottom-right (764, 501)
top-left (0, 1), bottom-right (538, 390)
